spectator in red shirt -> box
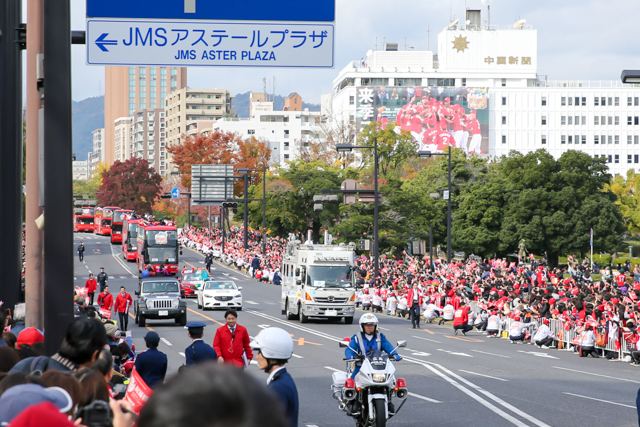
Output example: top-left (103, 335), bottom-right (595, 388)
top-left (97, 285), bottom-right (114, 315)
top-left (114, 286), bottom-right (133, 332)
top-left (85, 273), bottom-right (98, 306)
top-left (213, 310), bottom-right (253, 368)
top-left (453, 301), bottom-right (473, 336)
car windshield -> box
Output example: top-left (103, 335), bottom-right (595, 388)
top-left (147, 247), bottom-right (178, 264)
top-left (305, 266), bottom-right (352, 288)
top-left (142, 282), bottom-right (179, 293)
top-left (204, 281), bottom-right (236, 290)
top-left (182, 274), bottom-right (201, 282)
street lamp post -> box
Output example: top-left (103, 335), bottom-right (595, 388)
top-left (238, 165), bottom-right (268, 257)
top-left (336, 141), bottom-right (380, 280)
top-left (419, 146), bottom-right (452, 263)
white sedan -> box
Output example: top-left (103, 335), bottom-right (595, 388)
top-left (197, 280), bottom-right (243, 311)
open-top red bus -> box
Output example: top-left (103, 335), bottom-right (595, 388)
top-left (94, 206), bottom-right (120, 236)
top-left (122, 217), bottom-right (140, 261)
top-left (136, 223), bottom-right (180, 275)
top-left (73, 206), bottom-right (95, 233)
top-left (111, 209), bottom-right (134, 244)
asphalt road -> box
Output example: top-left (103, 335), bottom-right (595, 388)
top-left (74, 233), bottom-right (640, 427)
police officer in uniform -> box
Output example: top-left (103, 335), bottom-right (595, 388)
top-left (250, 327), bottom-right (299, 427)
top-left (97, 267), bottom-right (109, 293)
top-left (184, 321), bottom-right (218, 366)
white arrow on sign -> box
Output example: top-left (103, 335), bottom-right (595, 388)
top-left (437, 349), bottom-right (473, 358)
top-left (517, 350), bottom-right (558, 359)
top-left (184, 0), bottom-right (195, 13)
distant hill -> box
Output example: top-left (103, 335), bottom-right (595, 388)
top-left (73, 96), bottom-right (104, 162)
top-left (232, 91), bottom-right (320, 118)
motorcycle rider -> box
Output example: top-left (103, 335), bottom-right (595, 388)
top-left (344, 313), bottom-right (402, 415)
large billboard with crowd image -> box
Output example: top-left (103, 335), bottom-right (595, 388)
top-left (356, 86), bottom-right (489, 155)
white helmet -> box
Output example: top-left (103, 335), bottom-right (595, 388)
top-left (249, 327), bottom-right (294, 359)
top-left (359, 313), bottom-right (379, 333)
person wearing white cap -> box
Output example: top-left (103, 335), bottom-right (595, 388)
top-left (250, 327), bottom-right (299, 427)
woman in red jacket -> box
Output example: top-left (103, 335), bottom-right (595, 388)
top-left (213, 310), bottom-right (253, 368)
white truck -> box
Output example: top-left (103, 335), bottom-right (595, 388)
top-left (280, 238), bottom-right (357, 324)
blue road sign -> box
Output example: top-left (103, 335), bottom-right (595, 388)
top-left (87, 0), bottom-right (335, 22)
top-left (171, 187), bottom-right (181, 199)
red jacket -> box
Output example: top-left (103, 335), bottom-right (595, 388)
top-left (114, 292), bottom-right (133, 313)
top-left (406, 288), bottom-right (423, 306)
top-left (85, 278), bottom-right (97, 293)
top-left (97, 291), bottom-right (113, 311)
top-left (453, 308), bottom-right (469, 326)
top-left (213, 324), bottom-right (253, 368)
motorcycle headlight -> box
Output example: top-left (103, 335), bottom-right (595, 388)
top-left (172, 299), bottom-right (179, 308)
top-left (372, 374), bottom-right (386, 383)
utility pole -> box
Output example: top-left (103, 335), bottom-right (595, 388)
top-left (0, 0), bottom-right (26, 314)
top-left (25, 0), bottom-right (45, 330)
top-left (43, 0), bottom-right (74, 356)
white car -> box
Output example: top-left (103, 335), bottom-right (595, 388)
top-left (197, 280), bottom-right (243, 311)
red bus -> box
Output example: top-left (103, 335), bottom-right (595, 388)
top-left (122, 217), bottom-right (140, 261)
top-left (111, 209), bottom-right (134, 244)
top-left (73, 206), bottom-right (95, 233)
top-left (137, 223), bottom-right (180, 275)
top-left (94, 206), bottom-right (120, 236)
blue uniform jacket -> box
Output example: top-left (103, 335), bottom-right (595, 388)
top-left (185, 339), bottom-right (218, 365)
top-left (345, 332), bottom-right (398, 378)
top-left (269, 368), bottom-right (299, 427)
top-left (134, 348), bottom-right (167, 389)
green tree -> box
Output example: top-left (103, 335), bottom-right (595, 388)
top-left (358, 121), bottom-right (417, 178)
top-left (97, 158), bottom-right (162, 213)
top-left (605, 170), bottom-right (640, 233)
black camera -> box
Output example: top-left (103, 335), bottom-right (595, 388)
top-left (75, 400), bottom-right (113, 427)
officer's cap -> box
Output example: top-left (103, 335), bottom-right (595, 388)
top-left (185, 321), bottom-right (207, 335)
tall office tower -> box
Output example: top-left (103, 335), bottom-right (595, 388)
top-left (104, 66), bottom-right (187, 165)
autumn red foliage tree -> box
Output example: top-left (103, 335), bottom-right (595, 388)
top-left (167, 131), bottom-right (271, 194)
top-left (97, 157), bottom-right (163, 213)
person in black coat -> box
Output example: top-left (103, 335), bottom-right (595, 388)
top-left (134, 331), bottom-right (167, 388)
top-left (250, 327), bottom-right (299, 427)
top-left (184, 322), bottom-right (217, 366)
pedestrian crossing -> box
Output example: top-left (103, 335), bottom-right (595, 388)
top-left (74, 275), bottom-right (134, 281)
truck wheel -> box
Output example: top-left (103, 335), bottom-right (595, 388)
top-left (344, 316), bottom-right (354, 325)
top-left (178, 313), bottom-right (187, 326)
top-left (285, 300), bottom-right (297, 320)
top-left (138, 315), bottom-right (146, 327)
top-left (135, 311), bottom-right (139, 324)
top-left (300, 305), bottom-right (309, 324)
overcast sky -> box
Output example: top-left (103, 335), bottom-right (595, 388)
top-left (63, 0), bottom-right (640, 103)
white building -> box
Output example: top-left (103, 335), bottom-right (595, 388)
top-left (323, 9), bottom-right (640, 176)
top-left (114, 117), bottom-right (133, 163)
top-left (209, 105), bottom-right (325, 165)
top-left (73, 160), bottom-right (89, 181)
top-left (88, 128), bottom-right (105, 177)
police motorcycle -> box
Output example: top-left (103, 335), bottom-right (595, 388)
top-left (331, 318), bottom-right (408, 426)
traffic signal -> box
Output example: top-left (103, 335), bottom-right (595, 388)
top-left (222, 201), bottom-right (238, 214)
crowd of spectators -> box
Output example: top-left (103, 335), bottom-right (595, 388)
top-left (180, 225), bottom-right (640, 363)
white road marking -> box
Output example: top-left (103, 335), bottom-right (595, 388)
top-left (437, 348), bottom-right (472, 357)
top-left (178, 352), bottom-right (185, 358)
top-left (407, 349), bottom-right (431, 357)
top-left (378, 327), bottom-right (390, 331)
top-left (199, 261), bottom-right (205, 264)
top-left (516, 350), bottom-right (558, 359)
top-left (246, 301), bottom-right (259, 305)
top-left (291, 353), bottom-right (304, 359)
top-left (250, 360), bottom-right (258, 365)
top-left (109, 242), bottom-right (138, 277)
top-left (471, 349), bottom-right (511, 359)
top-left (161, 338), bottom-right (172, 346)
top-left (257, 324), bottom-right (271, 329)
top-left (407, 392), bottom-right (441, 403)
top-left (323, 366), bottom-right (342, 373)
top-left (563, 392), bottom-right (635, 409)
top-left (459, 370), bottom-right (509, 382)
top-left (552, 366), bottom-right (640, 384)
top-left (412, 335), bottom-right (441, 344)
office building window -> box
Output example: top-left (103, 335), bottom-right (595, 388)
top-left (561, 97), bottom-right (566, 106)
top-left (629, 135), bottom-right (633, 144)
top-left (568, 116), bottom-right (573, 125)
top-left (541, 116), bottom-right (547, 125)
top-left (629, 97), bottom-right (633, 107)
top-left (615, 116), bottom-right (620, 126)
top-left (608, 135), bottom-right (612, 144)
top-left (615, 155), bottom-right (619, 164)
top-left (541, 135), bottom-right (547, 145)
top-left (502, 97), bottom-right (507, 106)
top-left (601, 97), bottom-right (606, 106)
top-left (575, 97), bottom-right (580, 106)
top-left (581, 135), bottom-right (586, 144)
top-left (284, 154), bottom-right (290, 160)
top-left (501, 135), bottom-right (506, 144)
top-left (501, 78), bottom-right (506, 87)
top-left (594, 97), bottom-right (599, 106)
top-left (608, 155), bottom-right (612, 163)
top-left (541, 96), bottom-right (547, 106)
top-left (247, 129), bottom-right (255, 135)
top-left (615, 97), bottom-right (620, 106)
top-left (629, 155), bottom-right (633, 163)
top-left (636, 155), bottom-right (639, 163)
top-left (615, 135), bottom-right (620, 144)
top-left (581, 97), bottom-right (586, 106)
top-left (594, 135), bottom-right (599, 144)
top-left (561, 116), bottom-right (567, 125)
top-left (561, 135), bottom-right (566, 144)
top-left (594, 116), bottom-right (599, 125)
top-left (568, 135), bottom-right (572, 144)
top-left (502, 116), bottom-right (507, 125)
top-left (608, 116), bottom-right (613, 125)
top-left (568, 97), bottom-right (573, 106)
top-left (636, 136), bottom-right (640, 144)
